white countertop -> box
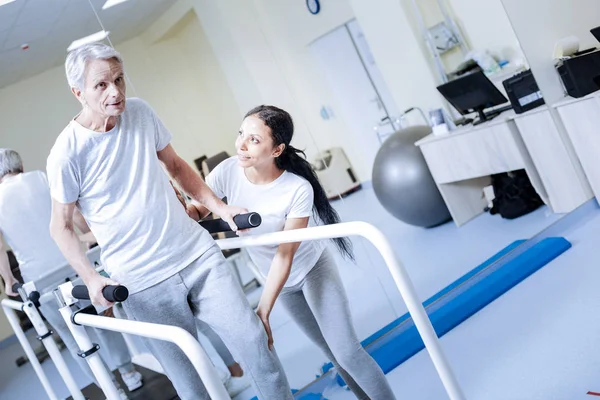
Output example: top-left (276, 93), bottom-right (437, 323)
top-left (415, 109), bottom-right (517, 146)
top-left (552, 92), bottom-right (600, 108)
top-left (416, 88), bottom-right (600, 147)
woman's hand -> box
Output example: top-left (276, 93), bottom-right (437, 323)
top-left (256, 307), bottom-right (274, 350)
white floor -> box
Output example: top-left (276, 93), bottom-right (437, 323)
top-left (3, 185), bottom-right (597, 400)
top-left (366, 204), bottom-right (600, 400)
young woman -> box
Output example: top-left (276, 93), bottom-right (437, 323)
top-left (188, 105), bottom-right (396, 399)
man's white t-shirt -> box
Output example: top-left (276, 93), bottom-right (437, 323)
top-left (0, 171), bottom-right (69, 283)
top-left (46, 97), bottom-right (214, 293)
top-left (206, 156), bottom-right (325, 286)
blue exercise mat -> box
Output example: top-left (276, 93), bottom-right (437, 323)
top-left (290, 237), bottom-right (571, 399)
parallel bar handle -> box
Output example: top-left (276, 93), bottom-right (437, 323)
top-left (72, 285), bottom-right (129, 302)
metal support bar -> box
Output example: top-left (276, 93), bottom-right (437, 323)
top-left (59, 305), bottom-right (122, 400)
top-left (71, 311), bottom-right (231, 400)
top-left (2, 299), bottom-right (59, 400)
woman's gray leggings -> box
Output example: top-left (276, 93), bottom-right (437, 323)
top-left (278, 248), bottom-right (396, 400)
top-left (195, 248), bottom-right (396, 399)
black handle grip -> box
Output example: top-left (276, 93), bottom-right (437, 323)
top-left (28, 291), bottom-right (41, 308)
top-left (199, 212), bottom-right (262, 234)
top-left (72, 285), bottom-right (129, 302)
top-left (10, 282), bottom-right (40, 306)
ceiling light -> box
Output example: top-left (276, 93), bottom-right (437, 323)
top-left (0, 0), bottom-right (17, 7)
top-left (67, 30), bottom-right (110, 52)
top-left (102, 0), bottom-right (130, 10)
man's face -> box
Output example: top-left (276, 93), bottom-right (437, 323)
top-left (73, 58), bottom-right (126, 118)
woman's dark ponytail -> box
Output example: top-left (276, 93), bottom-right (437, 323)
top-left (245, 105), bottom-right (354, 260)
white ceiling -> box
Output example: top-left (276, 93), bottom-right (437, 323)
top-left (0, 0), bottom-right (177, 89)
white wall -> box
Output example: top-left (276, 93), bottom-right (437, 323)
top-left (114, 10), bottom-right (240, 163)
top-left (350, 0), bottom-right (442, 111)
top-left (190, 0), bottom-right (448, 180)
top-left (0, 68), bottom-right (80, 173)
top-left (501, 0), bottom-right (600, 104)
top-left (252, 0), bottom-right (375, 178)
top-left (190, 0), bottom-right (370, 179)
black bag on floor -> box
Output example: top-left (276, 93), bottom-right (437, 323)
top-left (489, 169), bottom-right (544, 219)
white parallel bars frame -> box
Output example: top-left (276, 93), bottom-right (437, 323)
top-left (35, 221), bottom-right (463, 400)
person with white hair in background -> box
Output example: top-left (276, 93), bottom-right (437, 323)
top-left (0, 149), bottom-right (143, 399)
top-left (46, 42), bottom-right (293, 400)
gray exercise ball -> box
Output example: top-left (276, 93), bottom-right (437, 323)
top-left (372, 125), bottom-right (451, 228)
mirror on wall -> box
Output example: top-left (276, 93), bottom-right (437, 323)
top-left (411, 0), bottom-right (528, 84)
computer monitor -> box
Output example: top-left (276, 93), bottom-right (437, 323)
top-left (437, 69), bottom-right (509, 125)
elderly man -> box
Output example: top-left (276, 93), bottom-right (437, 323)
top-left (46, 43), bottom-right (292, 400)
top-left (0, 149), bottom-right (142, 397)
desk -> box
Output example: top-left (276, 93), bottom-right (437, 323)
top-left (554, 93), bottom-right (600, 199)
top-left (415, 107), bottom-right (592, 226)
top-left (512, 106), bottom-right (592, 213)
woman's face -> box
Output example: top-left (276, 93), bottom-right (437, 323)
top-left (236, 115), bottom-right (284, 169)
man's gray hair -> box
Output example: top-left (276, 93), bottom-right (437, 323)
top-left (0, 149), bottom-right (23, 181)
top-left (65, 43), bottom-right (123, 90)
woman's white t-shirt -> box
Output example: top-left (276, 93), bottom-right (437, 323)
top-left (205, 156), bottom-right (325, 286)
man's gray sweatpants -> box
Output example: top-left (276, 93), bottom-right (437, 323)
top-left (122, 244), bottom-right (293, 400)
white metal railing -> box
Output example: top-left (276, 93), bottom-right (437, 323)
top-left (53, 221), bottom-right (463, 400)
top-left (69, 311), bottom-right (230, 399)
top-left (216, 221), bottom-right (466, 400)
top-left (0, 246), bottom-right (111, 400)
top-left (2, 299), bottom-right (59, 400)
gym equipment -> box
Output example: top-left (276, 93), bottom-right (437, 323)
top-left (56, 281), bottom-right (231, 400)
top-left (47, 215), bottom-right (265, 400)
top-left (200, 212), bottom-right (264, 300)
top-left (1, 246), bottom-right (103, 400)
top-left (71, 284), bottom-right (129, 303)
top-left (14, 335), bottom-right (66, 368)
top-left (54, 221), bottom-right (465, 400)
top-left (294, 236), bottom-right (571, 398)
top-left (372, 125), bottom-right (451, 228)
top-left (313, 147), bottom-right (361, 200)
top-left (199, 212), bottom-right (262, 233)
top-left (201, 151), bottom-right (230, 178)
top-left (3, 281), bottom-right (86, 400)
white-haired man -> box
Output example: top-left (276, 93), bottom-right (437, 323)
top-left (46, 43), bottom-right (293, 400)
top-left (0, 149), bottom-right (143, 397)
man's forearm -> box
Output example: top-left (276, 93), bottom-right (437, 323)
top-left (50, 224), bottom-right (97, 282)
top-left (170, 158), bottom-right (226, 216)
